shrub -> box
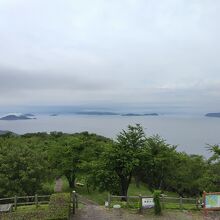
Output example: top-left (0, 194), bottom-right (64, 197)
top-left (48, 193), bottom-right (70, 219)
top-left (153, 190), bottom-right (162, 215)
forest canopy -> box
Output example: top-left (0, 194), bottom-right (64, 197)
top-left (0, 125), bottom-right (219, 198)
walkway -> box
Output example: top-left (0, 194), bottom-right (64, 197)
top-left (74, 197), bottom-right (146, 220)
top-left (73, 198), bottom-right (209, 220)
top-left (54, 178), bottom-right (63, 193)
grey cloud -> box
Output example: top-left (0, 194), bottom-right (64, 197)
top-left (0, 0), bottom-right (220, 110)
top-left (0, 66), bottom-right (117, 92)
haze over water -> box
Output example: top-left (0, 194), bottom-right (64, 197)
top-left (1, 1), bottom-right (220, 160)
top-left (0, 115), bottom-right (219, 158)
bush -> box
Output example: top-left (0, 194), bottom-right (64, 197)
top-left (39, 181), bottom-right (55, 195)
top-left (48, 193), bottom-right (70, 219)
top-left (153, 190), bottom-right (162, 215)
top-left (110, 201), bottom-right (139, 209)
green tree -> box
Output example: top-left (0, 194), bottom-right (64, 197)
top-left (93, 124), bottom-right (146, 198)
top-left (79, 132), bottom-right (113, 192)
top-left (205, 144), bottom-right (220, 192)
top-left (165, 153), bottom-right (208, 196)
top-left (49, 132), bottom-right (112, 189)
top-left (153, 190), bottom-right (162, 215)
top-left (208, 144), bottom-right (220, 158)
top-left (141, 135), bottom-right (177, 191)
top-left (0, 143), bottom-right (48, 197)
top-left (49, 135), bottom-right (84, 188)
top-left (115, 124), bottom-right (146, 198)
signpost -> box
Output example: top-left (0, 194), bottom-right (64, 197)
top-left (142, 197), bottom-right (154, 209)
top-left (203, 192), bottom-right (220, 216)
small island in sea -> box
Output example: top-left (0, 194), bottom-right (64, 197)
top-left (0, 113), bottom-right (36, 120)
top-left (76, 111), bottom-right (119, 115)
top-left (205, 113), bottom-right (220, 118)
top-left (24, 113), bottom-right (35, 117)
top-left (50, 114), bottom-right (58, 116)
top-left (121, 113), bottom-right (159, 116)
top-left (75, 111), bottom-right (159, 116)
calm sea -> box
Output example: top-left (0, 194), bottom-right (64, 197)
top-left (0, 115), bottom-right (219, 158)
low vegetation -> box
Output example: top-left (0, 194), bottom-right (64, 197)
top-left (0, 124), bottom-right (220, 218)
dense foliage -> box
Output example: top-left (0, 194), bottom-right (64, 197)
top-left (49, 193), bottom-right (70, 219)
top-left (153, 190), bottom-right (162, 215)
top-left (0, 135), bottom-right (49, 197)
top-left (0, 125), bottom-right (219, 198)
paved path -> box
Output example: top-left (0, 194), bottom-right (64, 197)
top-left (54, 178), bottom-right (63, 193)
top-left (74, 197), bottom-right (146, 220)
top-left (74, 204), bottom-right (147, 220)
top-left (204, 212), bottom-right (220, 220)
top-left (74, 206), bottom-right (210, 220)
top-left (73, 198), bottom-right (208, 220)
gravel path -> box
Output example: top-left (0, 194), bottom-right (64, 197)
top-left (54, 178), bottom-right (63, 192)
top-left (74, 206), bottom-right (210, 220)
top-left (74, 204), bottom-right (147, 220)
top-left (74, 196), bottom-right (146, 220)
top-left (73, 198), bottom-right (210, 220)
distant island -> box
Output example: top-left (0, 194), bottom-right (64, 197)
top-left (75, 111), bottom-right (159, 116)
top-left (24, 113), bottom-right (35, 117)
top-left (76, 111), bottom-right (119, 116)
top-left (121, 113), bottom-right (159, 116)
top-left (0, 114), bottom-right (36, 120)
top-left (205, 113), bottom-right (220, 118)
top-left (50, 114), bottom-right (58, 116)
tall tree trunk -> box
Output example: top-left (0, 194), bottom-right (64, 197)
top-left (120, 179), bottom-right (128, 201)
top-left (159, 166), bottom-right (164, 189)
top-left (65, 172), bottom-right (76, 188)
top-left (120, 173), bottom-right (132, 201)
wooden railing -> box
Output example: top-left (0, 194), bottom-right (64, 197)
top-left (108, 194), bottom-right (200, 211)
top-left (0, 194), bottom-right (51, 210)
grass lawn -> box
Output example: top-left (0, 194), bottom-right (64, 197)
top-left (49, 176), bottom-right (199, 212)
top-left (16, 204), bottom-right (49, 212)
top-left (73, 179), bottom-right (183, 205)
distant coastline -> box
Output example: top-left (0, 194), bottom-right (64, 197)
top-left (0, 114), bottom-right (36, 121)
top-left (205, 113), bottom-right (220, 118)
top-left (0, 111), bottom-right (160, 118)
top-left (76, 111), bottom-right (159, 116)
top-left (76, 111), bottom-right (119, 116)
top-left (50, 114), bottom-right (58, 116)
top-left (121, 113), bottom-right (158, 116)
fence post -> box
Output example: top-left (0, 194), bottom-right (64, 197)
top-left (76, 193), bottom-right (78, 209)
top-left (35, 194), bottom-right (38, 207)
top-left (179, 197), bottom-right (183, 210)
top-left (161, 195), bottom-right (165, 209)
top-left (14, 195), bottom-right (17, 210)
top-left (72, 191), bottom-right (76, 215)
top-left (68, 192), bottom-right (72, 219)
top-left (139, 194), bottom-right (142, 213)
top-left (108, 193), bottom-right (111, 208)
top-left (196, 198), bottom-right (200, 210)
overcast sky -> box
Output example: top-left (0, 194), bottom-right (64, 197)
top-left (0, 0), bottom-right (220, 113)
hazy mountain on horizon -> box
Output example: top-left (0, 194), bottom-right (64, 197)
top-left (0, 105), bottom-right (218, 117)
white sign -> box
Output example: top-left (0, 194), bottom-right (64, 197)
top-left (142, 197), bottom-right (154, 209)
top-left (105, 201), bottom-right (109, 207)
